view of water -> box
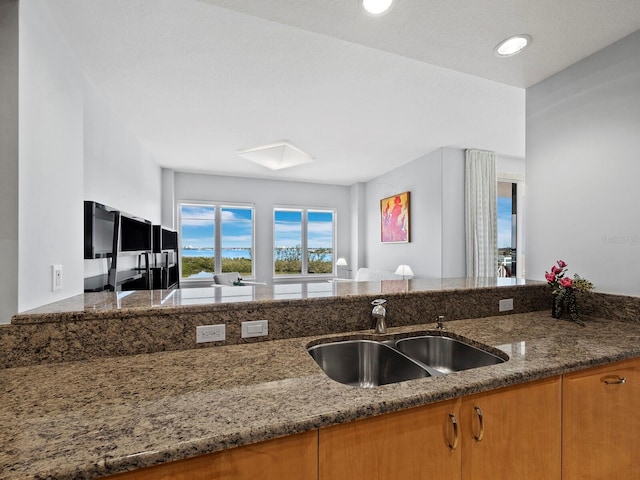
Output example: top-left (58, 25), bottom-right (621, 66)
top-left (182, 248), bottom-right (251, 259)
top-left (274, 247), bottom-right (332, 261)
top-left (182, 248), bottom-right (333, 261)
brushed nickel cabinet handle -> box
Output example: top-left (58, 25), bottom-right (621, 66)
top-left (473, 406), bottom-right (485, 442)
top-left (602, 375), bottom-right (626, 385)
top-left (447, 413), bottom-right (459, 451)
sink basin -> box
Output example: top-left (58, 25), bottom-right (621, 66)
top-left (395, 335), bottom-right (506, 374)
top-left (308, 339), bottom-right (432, 387)
top-left (309, 333), bottom-right (508, 387)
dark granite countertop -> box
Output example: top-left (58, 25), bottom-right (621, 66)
top-left (2, 311), bottom-right (640, 479)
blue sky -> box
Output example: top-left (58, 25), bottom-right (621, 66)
top-left (497, 197), bottom-right (513, 248)
top-left (180, 206), bottom-right (333, 249)
top-left (180, 205), bottom-right (253, 249)
top-left (274, 210), bottom-right (333, 248)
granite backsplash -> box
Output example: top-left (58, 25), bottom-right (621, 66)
top-left (1, 280), bottom-right (636, 369)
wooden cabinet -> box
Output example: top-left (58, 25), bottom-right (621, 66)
top-left (105, 430), bottom-right (317, 480)
top-left (319, 398), bottom-right (462, 480)
top-left (319, 377), bottom-right (562, 480)
top-left (563, 357), bottom-right (640, 480)
top-left (460, 376), bottom-right (562, 480)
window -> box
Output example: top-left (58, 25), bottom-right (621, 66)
top-left (497, 182), bottom-right (517, 277)
top-left (274, 208), bottom-right (335, 276)
top-left (179, 203), bottom-right (254, 280)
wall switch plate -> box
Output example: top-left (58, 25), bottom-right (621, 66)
top-left (241, 320), bottom-right (268, 338)
top-left (196, 324), bottom-right (226, 343)
top-left (499, 298), bottom-right (514, 312)
top-left (52, 265), bottom-right (63, 291)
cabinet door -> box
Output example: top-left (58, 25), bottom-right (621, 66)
top-left (319, 398), bottom-right (461, 480)
top-left (461, 376), bottom-right (561, 480)
top-left (106, 430), bottom-right (317, 480)
top-left (563, 358), bottom-right (640, 480)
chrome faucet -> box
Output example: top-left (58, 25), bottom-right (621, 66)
top-left (436, 315), bottom-right (445, 330)
top-left (371, 299), bottom-right (387, 334)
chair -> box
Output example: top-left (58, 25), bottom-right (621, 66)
top-left (213, 272), bottom-right (242, 286)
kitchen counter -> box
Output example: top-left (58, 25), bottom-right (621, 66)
top-left (12, 277), bottom-right (531, 324)
top-left (3, 312), bottom-right (640, 479)
top-left (2, 279), bottom-right (549, 369)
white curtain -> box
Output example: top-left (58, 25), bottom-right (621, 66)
top-left (465, 149), bottom-right (497, 277)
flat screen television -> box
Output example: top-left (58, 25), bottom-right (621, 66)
top-left (120, 213), bottom-right (152, 252)
top-left (84, 201), bottom-right (117, 259)
top-left (153, 225), bottom-right (178, 252)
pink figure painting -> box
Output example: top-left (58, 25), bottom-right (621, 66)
top-left (381, 192), bottom-right (410, 242)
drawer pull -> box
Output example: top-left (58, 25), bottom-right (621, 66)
top-left (447, 413), bottom-right (459, 451)
top-left (602, 375), bottom-right (626, 385)
top-left (473, 406), bottom-right (485, 442)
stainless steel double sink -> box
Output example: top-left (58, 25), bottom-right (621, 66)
top-left (308, 333), bottom-right (508, 388)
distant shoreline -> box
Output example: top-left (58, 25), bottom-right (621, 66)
top-left (181, 248), bottom-right (249, 259)
top-left (181, 247), bottom-right (332, 261)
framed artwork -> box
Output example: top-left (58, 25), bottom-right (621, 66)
top-left (380, 191), bottom-right (410, 243)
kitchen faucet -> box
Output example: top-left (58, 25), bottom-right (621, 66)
top-left (371, 299), bottom-right (387, 334)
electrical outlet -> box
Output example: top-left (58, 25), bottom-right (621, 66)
top-left (52, 265), bottom-right (63, 291)
top-left (499, 298), bottom-right (514, 312)
top-left (196, 324), bottom-right (226, 343)
top-left (241, 320), bottom-right (268, 338)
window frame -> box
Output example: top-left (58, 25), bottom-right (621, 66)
top-left (273, 206), bottom-right (337, 280)
top-left (177, 200), bottom-right (256, 284)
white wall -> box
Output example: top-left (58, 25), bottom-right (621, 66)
top-left (364, 147), bottom-right (466, 278)
top-left (161, 168), bottom-right (175, 228)
top-left (83, 81), bottom-right (161, 224)
top-left (526, 30), bottom-right (640, 295)
top-left (0, 0), bottom-right (19, 324)
top-left (15, 0), bottom-right (163, 318)
top-left (497, 156), bottom-right (525, 179)
top-left (363, 148), bottom-right (524, 278)
top-left (349, 182), bottom-right (366, 276)
top-left (82, 80), bottom-right (162, 279)
top-left (173, 173), bottom-right (352, 284)
top-left (19, 0), bottom-right (85, 313)
top-left (441, 148), bottom-right (466, 277)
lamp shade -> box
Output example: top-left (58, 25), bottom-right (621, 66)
top-left (395, 264), bottom-right (414, 277)
top-left (336, 258), bottom-right (348, 266)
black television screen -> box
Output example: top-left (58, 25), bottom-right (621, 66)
top-left (120, 214), bottom-right (152, 252)
top-left (162, 228), bottom-right (178, 250)
top-left (84, 201), bottom-right (116, 259)
top-left (153, 225), bottom-right (178, 252)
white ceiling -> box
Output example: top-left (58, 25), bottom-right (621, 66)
top-left (44, 0), bottom-right (640, 185)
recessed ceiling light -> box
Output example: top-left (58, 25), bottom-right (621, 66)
top-left (494, 34), bottom-right (532, 57)
top-left (237, 141), bottom-right (314, 171)
top-left (361, 0), bottom-right (394, 15)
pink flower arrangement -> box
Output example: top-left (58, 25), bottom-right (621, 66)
top-left (545, 260), bottom-right (570, 294)
top-left (545, 260), bottom-right (592, 294)
top-left (545, 260), bottom-right (593, 323)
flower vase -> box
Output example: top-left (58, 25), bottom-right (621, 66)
top-left (551, 288), bottom-right (584, 326)
top-left (551, 294), bottom-right (561, 319)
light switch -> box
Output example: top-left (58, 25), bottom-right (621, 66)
top-left (196, 324), bottom-right (226, 343)
top-left (242, 320), bottom-right (268, 338)
top-left (248, 324), bottom-right (263, 334)
top-left (52, 265), bottom-right (63, 291)
top-left (499, 298), bottom-right (514, 312)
